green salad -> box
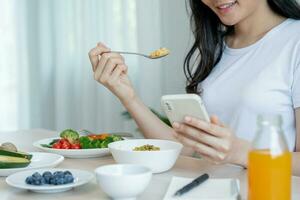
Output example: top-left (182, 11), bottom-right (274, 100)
top-left (42, 129), bottom-right (123, 149)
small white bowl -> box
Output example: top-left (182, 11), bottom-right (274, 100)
top-left (95, 164), bottom-right (152, 200)
top-left (108, 139), bottom-right (183, 173)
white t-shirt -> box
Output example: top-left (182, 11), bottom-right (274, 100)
top-left (201, 19), bottom-right (300, 151)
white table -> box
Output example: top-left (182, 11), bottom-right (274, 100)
top-left (0, 129), bottom-right (299, 200)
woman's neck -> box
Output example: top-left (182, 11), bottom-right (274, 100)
top-left (226, 2), bottom-right (286, 49)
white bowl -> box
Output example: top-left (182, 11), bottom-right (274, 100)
top-left (95, 164), bottom-right (152, 200)
top-left (108, 139), bottom-right (183, 173)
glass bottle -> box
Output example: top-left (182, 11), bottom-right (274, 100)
top-left (248, 115), bottom-right (291, 200)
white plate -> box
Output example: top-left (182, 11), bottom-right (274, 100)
top-left (0, 152), bottom-right (64, 177)
top-left (6, 168), bottom-right (94, 193)
top-left (33, 137), bottom-right (110, 158)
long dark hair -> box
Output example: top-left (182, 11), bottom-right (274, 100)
top-left (184, 0), bottom-right (300, 94)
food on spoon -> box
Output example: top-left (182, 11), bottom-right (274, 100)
top-left (133, 144), bottom-right (160, 151)
top-left (0, 155), bottom-right (31, 168)
top-left (60, 129), bottom-right (80, 144)
top-left (25, 170), bottom-right (74, 185)
top-left (0, 142), bottom-right (18, 152)
top-left (149, 47), bottom-right (170, 58)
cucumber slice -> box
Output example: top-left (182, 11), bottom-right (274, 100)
top-left (0, 149), bottom-right (32, 160)
top-left (0, 155), bottom-right (30, 169)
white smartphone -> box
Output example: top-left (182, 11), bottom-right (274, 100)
top-left (161, 94), bottom-right (210, 124)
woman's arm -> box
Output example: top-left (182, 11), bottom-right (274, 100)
top-left (88, 43), bottom-right (193, 155)
top-left (293, 108), bottom-right (300, 176)
top-left (122, 96), bottom-right (194, 155)
top-left (124, 97), bottom-right (176, 140)
top-left (88, 43), bottom-right (175, 140)
top-left (292, 153), bottom-right (300, 176)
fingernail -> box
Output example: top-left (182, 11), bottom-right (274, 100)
top-left (184, 116), bottom-right (191, 122)
top-left (218, 153), bottom-right (225, 160)
top-left (172, 122), bottom-right (180, 129)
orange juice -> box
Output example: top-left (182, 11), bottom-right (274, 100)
top-left (248, 149), bottom-right (291, 200)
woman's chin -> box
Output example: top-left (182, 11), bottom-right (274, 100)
top-left (219, 17), bottom-right (239, 26)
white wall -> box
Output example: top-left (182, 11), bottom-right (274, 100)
top-left (0, 0), bottom-right (192, 133)
top-left (134, 0), bottom-right (192, 112)
top-left (160, 0), bottom-right (192, 95)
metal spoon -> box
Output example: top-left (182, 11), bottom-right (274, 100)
top-left (111, 49), bottom-right (170, 59)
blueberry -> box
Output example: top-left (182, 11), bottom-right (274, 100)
top-left (25, 176), bottom-right (33, 184)
top-left (32, 172), bottom-right (42, 179)
top-left (64, 174), bottom-right (74, 184)
top-left (49, 177), bottom-right (56, 185)
top-left (53, 177), bottom-right (60, 185)
top-left (32, 177), bottom-right (42, 182)
top-left (54, 171), bottom-right (64, 178)
top-left (33, 179), bottom-right (41, 185)
top-left (53, 180), bottom-right (59, 185)
top-left (53, 171), bottom-right (61, 176)
top-left (56, 178), bottom-right (64, 185)
top-left (41, 178), bottom-right (46, 185)
top-left (42, 171), bottom-right (52, 177)
top-left (44, 175), bottom-right (51, 184)
top-left (26, 171), bottom-right (76, 186)
top-left (63, 170), bottom-right (72, 176)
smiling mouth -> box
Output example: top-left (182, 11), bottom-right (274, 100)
top-left (217, 0), bottom-right (237, 10)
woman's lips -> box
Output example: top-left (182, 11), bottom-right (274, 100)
top-left (216, 0), bottom-right (237, 14)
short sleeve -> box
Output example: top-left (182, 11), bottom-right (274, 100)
top-left (292, 62), bottom-right (300, 108)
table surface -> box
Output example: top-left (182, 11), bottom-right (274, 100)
top-left (0, 129), bottom-right (299, 200)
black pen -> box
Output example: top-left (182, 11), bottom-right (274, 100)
top-left (173, 173), bottom-right (209, 197)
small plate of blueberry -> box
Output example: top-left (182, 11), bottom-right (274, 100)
top-left (5, 168), bottom-right (94, 193)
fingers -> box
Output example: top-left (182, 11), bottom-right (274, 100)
top-left (210, 115), bottom-right (220, 125)
top-left (210, 115), bottom-right (225, 127)
top-left (96, 56), bottom-right (124, 83)
top-left (173, 123), bottom-right (231, 153)
top-left (175, 133), bottom-right (226, 162)
top-left (183, 116), bottom-right (229, 138)
top-left (95, 52), bottom-right (124, 79)
top-left (93, 53), bottom-right (127, 89)
top-left (88, 42), bottom-right (111, 72)
top-left (108, 64), bottom-right (127, 85)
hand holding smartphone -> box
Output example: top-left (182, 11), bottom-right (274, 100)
top-left (161, 94), bottom-right (210, 124)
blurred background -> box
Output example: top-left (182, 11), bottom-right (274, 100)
top-left (0, 0), bottom-right (192, 134)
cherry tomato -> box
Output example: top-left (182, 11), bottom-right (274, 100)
top-left (52, 143), bottom-right (61, 149)
top-left (71, 143), bottom-right (81, 149)
top-left (59, 139), bottom-right (68, 144)
top-left (61, 141), bottom-right (71, 149)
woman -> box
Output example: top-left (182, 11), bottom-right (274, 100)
top-left (88, 0), bottom-right (300, 176)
